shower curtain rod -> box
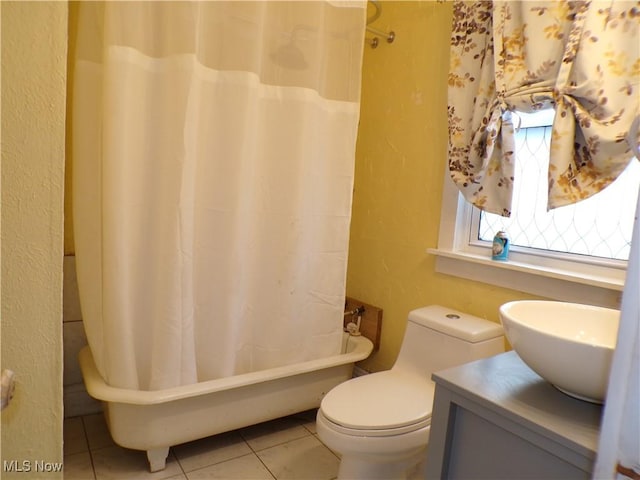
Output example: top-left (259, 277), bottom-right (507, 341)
top-left (366, 0), bottom-right (395, 48)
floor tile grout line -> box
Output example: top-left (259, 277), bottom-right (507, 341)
top-left (62, 418), bottom-right (88, 458)
top-left (175, 449), bottom-right (250, 475)
top-left (172, 448), bottom-right (190, 478)
top-left (80, 415), bottom-right (98, 480)
top-left (299, 411), bottom-right (341, 459)
top-left (242, 440), bottom-right (277, 480)
top-left (238, 426), bottom-right (310, 453)
top-left (239, 423), bottom-right (320, 480)
top-left (173, 431), bottom-right (267, 476)
top-left (310, 431), bottom-right (341, 462)
top-left (255, 453), bottom-right (278, 480)
top-left (179, 452), bottom-right (266, 479)
top-left (168, 447), bottom-right (188, 478)
top-left (249, 432), bottom-right (339, 480)
top-left (240, 429), bottom-right (270, 474)
top-left (73, 410), bottom-right (335, 480)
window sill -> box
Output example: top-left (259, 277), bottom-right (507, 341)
top-left (427, 248), bottom-right (623, 309)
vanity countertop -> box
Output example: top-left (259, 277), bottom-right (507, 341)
top-left (426, 351), bottom-right (603, 479)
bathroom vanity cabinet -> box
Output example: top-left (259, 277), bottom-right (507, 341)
top-left (425, 351), bottom-right (602, 480)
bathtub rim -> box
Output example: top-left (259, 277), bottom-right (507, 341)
top-left (78, 334), bottom-right (373, 406)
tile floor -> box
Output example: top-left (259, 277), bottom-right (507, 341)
top-left (63, 409), bottom-right (341, 480)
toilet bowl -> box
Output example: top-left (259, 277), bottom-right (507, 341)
top-left (317, 370), bottom-right (434, 479)
top-left (317, 305), bottom-right (505, 480)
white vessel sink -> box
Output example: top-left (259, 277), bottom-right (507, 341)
top-left (499, 300), bottom-right (620, 404)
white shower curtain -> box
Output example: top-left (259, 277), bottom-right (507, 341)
top-left (72, 1), bottom-right (366, 390)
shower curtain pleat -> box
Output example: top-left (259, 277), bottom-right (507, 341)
top-left (72, 1), bottom-right (366, 390)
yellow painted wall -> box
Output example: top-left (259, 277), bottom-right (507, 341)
top-left (1, 1), bottom-right (67, 477)
top-left (347, 1), bottom-right (541, 373)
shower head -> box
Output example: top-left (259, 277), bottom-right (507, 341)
top-left (271, 25), bottom-right (310, 71)
top-left (270, 41), bottom-right (308, 70)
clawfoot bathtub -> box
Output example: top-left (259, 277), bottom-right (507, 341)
top-left (78, 333), bottom-right (373, 472)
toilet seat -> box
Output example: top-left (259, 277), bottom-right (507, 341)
top-left (319, 370), bottom-right (435, 437)
top-left (318, 409), bottom-right (431, 437)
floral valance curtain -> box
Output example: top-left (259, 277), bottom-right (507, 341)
top-left (448, 1), bottom-right (639, 217)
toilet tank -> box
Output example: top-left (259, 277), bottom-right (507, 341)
top-left (392, 305), bottom-right (504, 379)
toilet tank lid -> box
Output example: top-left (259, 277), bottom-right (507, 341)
top-left (408, 305), bottom-right (503, 343)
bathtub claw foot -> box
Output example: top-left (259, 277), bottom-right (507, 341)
top-left (147, 447), bottom-right (169, 472)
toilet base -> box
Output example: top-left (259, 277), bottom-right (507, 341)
top-left (336, 447), bottom-right (426, 480)
top-left (316, 409), bottom-right (430, 480)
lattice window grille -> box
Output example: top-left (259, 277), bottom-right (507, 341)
top-left (476, 124), bottom-right (640, 261)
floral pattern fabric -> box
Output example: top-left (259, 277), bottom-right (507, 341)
top-left (448, 1), bottom-right (640, 217)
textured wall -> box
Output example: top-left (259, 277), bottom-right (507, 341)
top-left (1, 2), bottom-right (67, 477)
top-left (347, 1), bottom-right (540, 372)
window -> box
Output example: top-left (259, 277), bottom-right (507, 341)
top-left (477, 110), bottom-right (640, 262)
top-left (431, 110), bottom-right (638, 308)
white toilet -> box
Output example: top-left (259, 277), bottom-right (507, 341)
top-left (316, 305), bottom-right (504, 480)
